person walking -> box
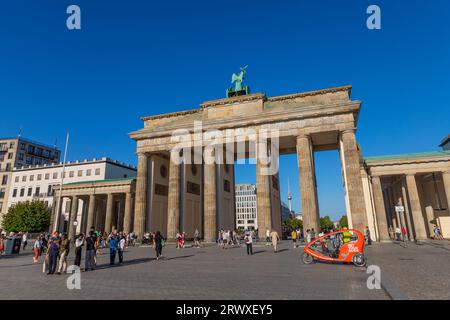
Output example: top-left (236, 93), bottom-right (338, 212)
top-left (234, 230), bottom-right (241, 246)
top-left (194, 229), bottom-right (200, 248)
top-left (95, 234), bottom-right (102, 265)
top-left (265, 229), bottom-right (271, 246)
top-left (84, 231), bottom-right (96, 271)
top-left (118, 233), bottom-right (126, 264)
top-left (57, 234), bottom-right (70, 274)
top-left (291, 229), bottom-right (297, 248)
top-left (42, 245), bottom-right (50, 273)
top-left (33, 235), bottom-right (42, 263)
top-left (74, 234), bottom-right (84, 267)
top-left (311, 228), bottom-right (316, 241)
top-left (47, 232), bottom-right (61, 275)
top-left (108, 231), bottom-right (119, 266)
top-left (365, 226), bottom-right (372, 245)
top-left (395, 227), bottom-right (401, 241)
top-left (306, 229), bottom-right (312, 243)
top-left (434, 225), bottom-right (444, 240)
top-left (270, 229), bottom-right (280, 253)
top-left (0, 235), bottom-right (5, 256)
top-left (244, 229), bottom-right (253, 255)
top-left (223, 230), bottom-right (229, 249)
top-left (388, 226), bottom-right (394, 240)
top-left (21, 232), bottom-right (28, 251)
top-left (153, 230), bottom-right (164, 260)
top-left (401, 226), bottom-right (407, 242)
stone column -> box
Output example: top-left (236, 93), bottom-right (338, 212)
top-left (134, 153), bottom-right (148, 240)
top-left (340, 129), bottom-right (368, 231)
top-left (49, 198), bottom-right (57, 233)
top-left (387, 186), bottom-right (398, 228)
top-left (104, 193), bottom-right (114, 233)
top-left (371, 176), bottom-right (390, 241)
top-left (167, 153), bottom-right (181, 240)
top-left (256, 140), bottom-right (273, 239)
top-left (204, 162), bottom-right (217, 242)
top-left (52, 196), bottom-right (64, 232)
top-left (123, 192), bottom-right (133, 233)
top-left (405, 174), bottom-right (427, 240)
top-left (297, 135), bottom-right (319, 235)
top-left (86, 194), bottom-right (96, 234)
top-left (68, 196), bottom-right (78, 241)
top-left (443, 171), bottom-right (450, 212)
top-left (401, 179), bottom-right (413, 240)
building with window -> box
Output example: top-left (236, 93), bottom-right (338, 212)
top-left (5, 157), bottom-right (137, 231)
top-left (281, 201), bottom-right (293, 222)
top-left (440, 135), bottom-right (450, 151)
top-left (235, 184), bottom-right (258, 231)
top-left (0, 137), bottom-right (61, 220)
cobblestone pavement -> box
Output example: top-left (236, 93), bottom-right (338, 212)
top-left (0, 240), bottom-right (392, 300)
top-left (364, 240), bottom-right (450, 300)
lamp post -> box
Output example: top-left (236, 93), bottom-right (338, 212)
top-left (55, 132), bottom-right (69, 232)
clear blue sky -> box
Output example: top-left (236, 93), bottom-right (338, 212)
top-left (1, 1), bottom-right (449, 220)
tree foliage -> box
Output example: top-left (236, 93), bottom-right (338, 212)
top-left (320, 216), bottom-right (334, 230)
top-left (282, 217), bottom-right (303, 230)
top-left (339, 215), bottom-right (348, 229)
top-left (1, 200), bottom-right (50, 233)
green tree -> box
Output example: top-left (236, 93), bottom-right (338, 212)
top-left (282, 218), bottom-right (303, 230)
top-left (1, 200), bottom-right (51, 233)
top-left (339, 215), bottom-right (348, 229)
top-left (320, 216), bottom-right (334, 230)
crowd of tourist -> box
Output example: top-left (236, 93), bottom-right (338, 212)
top-left (217, 229), bottom-right (241, 248)
top-left (4, 222), bottom-right (446, 272)
top-left (26, 228), bottom-right (140, 275)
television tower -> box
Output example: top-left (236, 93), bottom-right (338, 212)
top-left (287, 178), bottom-right (293, 213)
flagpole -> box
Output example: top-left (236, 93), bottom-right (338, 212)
top-left (55, 132), bottom-right (69, 233)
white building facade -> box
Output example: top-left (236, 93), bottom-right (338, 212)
top-left (6, 157), bottom-right (137, 233)
top-left (235, 184), bottom-right (258, 231)
top-left (0, 137), bottom-right (61, 220)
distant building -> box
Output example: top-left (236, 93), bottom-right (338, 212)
top-left (6, 157), bottom-right (137, 234)
top-left (281, 201), bottom-right (293, 222)
top-left (235, 184), bottom-right (257, 231)
top-left (7, 157), bottom-right (136, 210)
top-left (0, 137), bottom-right (61, 220)
top-left (440, 135), bottom-right (450, 151)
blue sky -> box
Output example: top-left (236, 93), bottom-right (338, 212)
top-left (1, 1), bottom-right (449, 220)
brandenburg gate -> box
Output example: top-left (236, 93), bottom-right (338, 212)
top-left (129, 85), bottom-right (368, 241)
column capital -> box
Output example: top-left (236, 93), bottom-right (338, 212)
top-left (137, 151), bottom-right (148, 158)
top-left (371, 175), bottom-right (382, 181)
top-left (297, 133), bottom-right (311, 140)
top-left (341, 128), bottom-right (356, 135)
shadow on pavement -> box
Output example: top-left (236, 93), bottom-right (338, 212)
top-left (95, 257), bottom-right (155, 270)
top-left (166, 254), bottom-right (195, 261)
top-left (252, 250), bottom-right (266, 255)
